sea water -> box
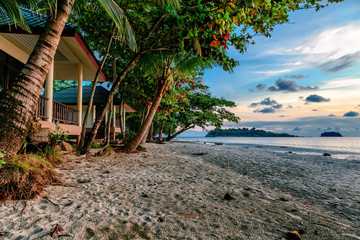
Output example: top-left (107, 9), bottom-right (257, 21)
top-left (175, 137), bottom-right (360, 160)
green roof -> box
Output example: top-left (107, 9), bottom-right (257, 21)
top-left (54, 86), bottom-right (121, 105)
top-left (0, 6), bottom-right (74, 33)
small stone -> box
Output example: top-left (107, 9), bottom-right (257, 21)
top-left (280, 197), bottom-right (289, 202)
top-left (286, 230), bottom-right (302, 240)
top-left (224, 193), bottom-right (236, 200)
top-left (314, 230), bottom-right (319, 235)
top-left (60, 141), bottom-right (73, 152)
top-left (323, 153), bottom-right (331, 156)
top-left (54, 145), bottom-right (62, 152)
top-left (157, 217), bottom-right (164, 222)
top-left (243, 186), bottom-right (251, 191)
top-left (288, 151), bottom-right (293, 153)
top-left (98, 148), bottom-right (115, 157)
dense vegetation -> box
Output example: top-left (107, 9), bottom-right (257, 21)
top-left (206, 128), bottom-right (296, 137)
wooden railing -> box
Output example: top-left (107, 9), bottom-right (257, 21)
top-left (34, 95), bottom-right (48, 120)
top-left (35, 96), bottom-right (79, 125)
top-left (53, 101), bottom-right (78, 125)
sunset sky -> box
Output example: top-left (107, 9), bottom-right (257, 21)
top-left (198, 0), bottom-right (360, 137)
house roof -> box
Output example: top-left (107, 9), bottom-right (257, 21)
top-left (0, 6), bottom-right (75, 35)
top-left (53, 86), bottom-right (137, 112)
top-left (0, 6), bottom-right (107, 81)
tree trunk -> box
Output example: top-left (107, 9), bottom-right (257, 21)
top-left (167, 127), bottom-right (172, 141)
top-left (124, 80), bottom-right (167, 152)
top-left (0, 0), bottom-right (74, 158)
top-left (105, 102), bottom-right (113, 146)
top-left (82, 53), bottom-right (142, 153)
top-left (167, 126), bottom-right (192, 142)
top-left (158, 121), bottom-right (164, 141)
top-left (119, 99), bottom-right (125, 138)
top-left (149, 122), bottom-right (154, 141)
top-left (78, 27), bottom-right (115, 150)
top-left (140, 105), bottom-right (151, 146)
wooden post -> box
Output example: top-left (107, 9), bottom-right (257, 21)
top-left (77, 63), bottom-right (83, 126)
top-left (44, 61), bottom-right (54, 122)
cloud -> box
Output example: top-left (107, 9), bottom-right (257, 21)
top-left (343, 111), bottom-right (359, 117)
top-left (284, 74), bottom-right (308, 79)
top-left (249, 98), bottom-right (283, 110)
top-left (248, 89), bottom-right (255, 93)
top-left (279, 115), bottom-right (286, 118)
top-left (312, 109), bottom-right (319, 112)
top-left (267, 78), bottom-right (319, 92)
top-left (293, 127), bottom-right (302, 131)
top-left (319, 51), bottom-right (360, 73)
top-left (329, 114), bottom-right (336, 117)
top-left (256, 83), bottom-right (267, 91)
top-left (254, 107), bottom-right (276, 114)
top-left (305, 94), bottom-right (330, 103)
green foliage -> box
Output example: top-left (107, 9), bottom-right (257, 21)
top-left (125, 130), bottom-right (137, 139)
top-left (0, 152), bottom-right (5, 165)
top-left (48, 123), bottom-right (69, 147)
top-left (206, 128), bottom-right (296, 137)
top-left (91, 143), bottom-right (103, 149)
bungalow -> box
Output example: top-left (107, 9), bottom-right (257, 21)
top-left (0, 7), bottom-right (134, 142)
top-left (53, 85), bottom-right (136, 139)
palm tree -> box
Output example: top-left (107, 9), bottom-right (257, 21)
top-left (123, 51), bottom-right (210, 152)
top-left (0, 0), bottom-right (137, 158)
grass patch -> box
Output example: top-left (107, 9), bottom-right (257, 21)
top-left (0, 155), bottom-right (60, 201)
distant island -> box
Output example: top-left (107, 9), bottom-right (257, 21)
top-left (206, 128), bottom-right (296, 137)
top-left (320, 132), bottom-right (343, 137)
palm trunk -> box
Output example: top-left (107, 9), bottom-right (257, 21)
top-left (140, 105), bottom-right (151, 145)
top-left (167, 126), bottom-right (192, 142)
top-left (105, 102), bottom-right (113, 146)
top-left (149, 122), bottom-right (154, 141)
top-left (167, 127), bottom-right (172, 141)
top-left (119, 99), bottom-right (125, 138)
top-left (82, 53), bottom-right (142, 153)
top-left (158, 121), bottom-right (164, 141)
top-left (78, 27), bottom-right (115, 149)
top-left (124, 79), bottom-right (167, 152)
top-left (0, 0), bottom-right (74, 158)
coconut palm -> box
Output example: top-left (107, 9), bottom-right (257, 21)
top-left (0, 0), bottom-right (179, 158)
top-left (123, 51), bottom-right (212, 152)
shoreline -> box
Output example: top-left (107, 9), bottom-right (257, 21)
top-left (175, 138), bottom-right (360, 160)
top-left (0, 142), bottom-right (359, 239)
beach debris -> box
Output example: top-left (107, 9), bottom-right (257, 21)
top-left (157, 217), bottom-right (164, 222)
top-left (0, 232), bottom-right (9, 236)
top-left (19, 200), bottom-right (27, 216)
top-left (97, 148), bottom-right (115, 157)
top-left (323, 153), bottom-right (331, 156)
top-left (288, 151), bottom-right (293, 154)
top-left (141, 193), bottom-right (149, 198)
top-left (77, 178), bottom-right (92, 184)
top-left (280, 197), bottom-right (289, 202)
top-left (51, 224), bottom-right (64, 237)
top-left (314, 230), bottom-right (319, 235)
top-left (104, 170), bottom-right (110, 174)
top-left (243, 186), bottom-right (251, 191)
top-left (224, 193), bottom-right (236, 200)
top-left (289, 209), bottom-right (298, 212)
top-left (329, 188), bottom-right (336, 191)
top-left (192, 153), bottom-right (208, 156)
top-left (194, 216), bottom-right (200, 219)
top-left (329, 202), bottom-right (339, 207)
top-left (286, 230), bottom-right (302, 240)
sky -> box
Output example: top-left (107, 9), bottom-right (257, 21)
top-left (191, 0), bottom-right (360, 137)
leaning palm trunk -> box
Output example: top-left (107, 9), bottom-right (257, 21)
top-left (124, 79), bottom-right (168, 152)
top-left (82, 53), bottom-right (142, 153)
top-left (78, 27), bottom-right (115, 150)
top-left (0, 0), bottom-right (74, 158)
top-left (166, 125), bottom-right (192, 142)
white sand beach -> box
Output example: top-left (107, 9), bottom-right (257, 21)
top-left (0, 142), bottom-right (359, 239)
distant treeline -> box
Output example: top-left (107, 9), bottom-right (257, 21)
top-left (206, 128), bottom-right (296, 137)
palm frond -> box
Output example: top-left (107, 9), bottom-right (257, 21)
top-left (96, 0), bottom-right (136, 51)
top-left (0, 0), bottom-right (31, 32)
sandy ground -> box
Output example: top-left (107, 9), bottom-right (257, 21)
top-left (0, 142), bottom-right (359, 239)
